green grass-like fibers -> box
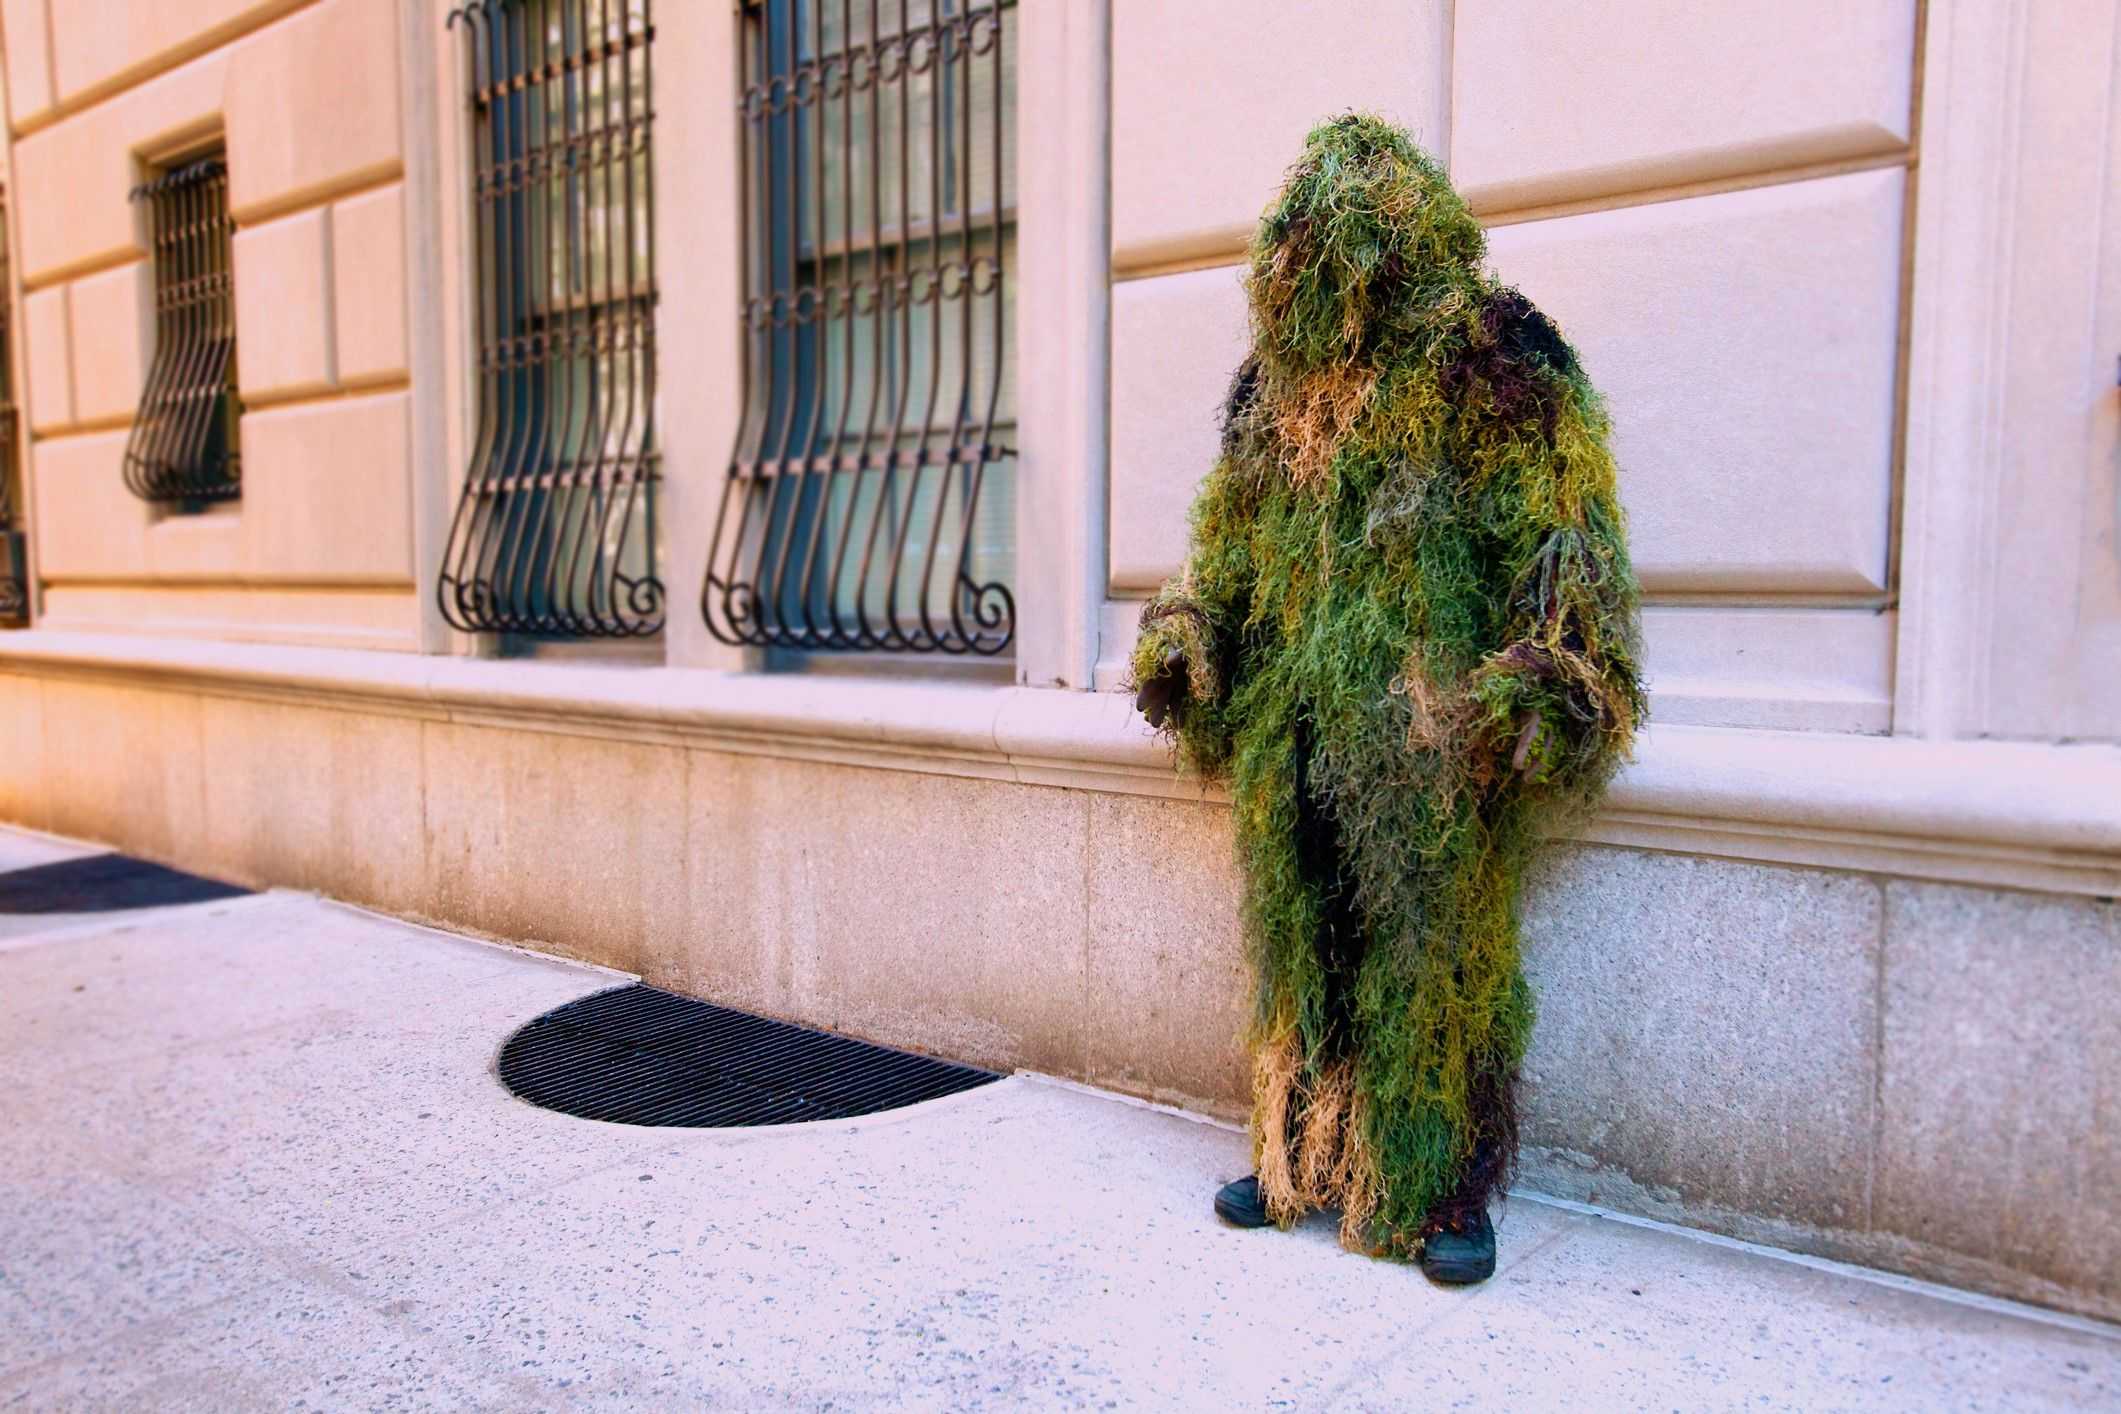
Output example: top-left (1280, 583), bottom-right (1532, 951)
top-left (1132, 115), bottom-right (1644, 1254)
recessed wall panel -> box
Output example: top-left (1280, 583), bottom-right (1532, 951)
top-left (1111, 1), bottom-right (1448, 270)
top-left (1452, 0), bottom-right (1916, 213)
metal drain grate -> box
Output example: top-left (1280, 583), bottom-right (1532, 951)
top-left (497, 984), bottom-right (1002, 1127)
top-left (0, 854), bottom-right (251, 914)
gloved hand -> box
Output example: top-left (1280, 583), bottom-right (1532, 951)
top-left (1135, 649), bottom-right (1189, 730)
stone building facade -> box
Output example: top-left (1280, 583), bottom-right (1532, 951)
top-left (0, 1), bottom-right (2114, 1323)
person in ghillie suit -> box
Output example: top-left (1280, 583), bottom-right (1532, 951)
top-left (1131, 114), bottom-right (1644, 1284)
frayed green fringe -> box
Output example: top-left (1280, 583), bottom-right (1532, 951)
top-left (1134, 113), bottom-right (1644, 1253)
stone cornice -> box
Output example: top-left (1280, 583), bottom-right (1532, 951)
top-left (4, 630), bottom-right (2116, 896)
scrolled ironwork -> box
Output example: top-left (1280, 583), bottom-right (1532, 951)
top-left (439, 0), bottom-right (663, 639)
top-left (706, 0), bottom-right (1017, 657)
top-left (121, 155), bottom-right (240, 506)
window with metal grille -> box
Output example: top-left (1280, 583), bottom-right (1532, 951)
top-left (439, 0), bottom-right (663, 640)
top-left (122, 153), bottom-right (240, 507)
top-left (0, 184), bottom-right (23, 625)
top-left (705, 0), bottom-right (1016, 657)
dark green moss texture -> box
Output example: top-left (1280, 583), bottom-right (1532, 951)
top-left (1133, 115), bottom-right (1644, 1255)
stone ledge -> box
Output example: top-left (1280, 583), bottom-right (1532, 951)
top-left (2, 628), bottom-right (2116, 895)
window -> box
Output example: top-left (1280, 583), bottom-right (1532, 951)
top-left (122, 152), bottom-right (240, 507)
top-left (705, 0), bottom-right (1016, 657)
top-left (438, 0), bottom-right (663, 640)
top-left (0, 185), bottom-right (22, 625)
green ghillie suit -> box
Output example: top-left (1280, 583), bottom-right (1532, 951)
top-left (1132, 116), bottom-right (1644, 1257)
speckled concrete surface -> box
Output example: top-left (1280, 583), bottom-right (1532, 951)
top-left (1, 861), bottom-right (2114, 1411)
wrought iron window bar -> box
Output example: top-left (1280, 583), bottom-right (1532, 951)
top-left (122, 154), bottom-right (240, 507)
top-left (0, 184), bottom-right (23, 625)
top-left (439, 0), bottom-right (664, 640)
top-left (705, 0), bottom-right (1017, 656)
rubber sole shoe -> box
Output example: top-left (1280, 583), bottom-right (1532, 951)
top-left (1213, 1174), bottom-right (1272, 1229)
top-left (1419, 1207), bottom-right (1497, 1285)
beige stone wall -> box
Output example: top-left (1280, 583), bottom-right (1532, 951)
top-left (1105, 0), bottom-right (1921, 733)
top-left (5, 0), bottom-right (417, 650)
top-left (1519, 846), bottom-right (2118, 1324)
top-left (4, 0), bottom-right (2105, 732)
top-left (0, 667), bottom-right (1257, 1114)
top-left (0, 663), bottom-right (2110, 1324)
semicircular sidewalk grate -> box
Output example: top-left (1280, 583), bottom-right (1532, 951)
top-left (498, 984), bottom-right (1002, 1127)
top-left (0, 854), bottom-right (250, 914)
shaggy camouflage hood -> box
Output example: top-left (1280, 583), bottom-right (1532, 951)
top-left (1249, 115), bottom-right (1486, 381)
top-left (1133, 113), bottom-right (1644, 1254)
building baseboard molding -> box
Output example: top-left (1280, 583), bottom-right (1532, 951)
top-left (4, 628), bottom-right (2116, 896)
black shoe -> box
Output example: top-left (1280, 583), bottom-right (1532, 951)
top-left (1213, 1174), bottom-right (1271, 1228)
top-left (1419, 1203), bottom-right (1496, 1285)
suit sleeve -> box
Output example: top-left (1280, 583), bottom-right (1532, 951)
top-left (1461, 308), bottom-right (1646, 789)
top-left (1129, 453), bottom-right (1259, 774)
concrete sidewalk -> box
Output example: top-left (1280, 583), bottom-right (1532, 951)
top-left (0, 851), bottom-right (2113, 1410)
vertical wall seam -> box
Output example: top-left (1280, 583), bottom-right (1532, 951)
top-left (1079, 790), bottom-right (1094, 1077)
top-left (1866, 878), bottom-right (1892, 1235)
top-left (415, 715), bottom-right (432, 918)
top-left (677, 744), bottom-right (696, 989)
top-left (192, 681), bottom-right (208, 869)
top-left (1086, 0), bottom-right (1113, 690)
top-left (318, 204), bottom-right (338, 389)
top-left (34, 675), bottom-right (50, 830)
top-left (1881, 0), bottom-right (1930, 609)
top-left (1438, 0), bottom-right (1457, 166)
top-left (59, 283), bottom-right (76, 425)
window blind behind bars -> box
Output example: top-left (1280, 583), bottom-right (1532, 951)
top-left (440, 0), bottom-right (663, 639)
top-left (0, 188), bottom-right (22, 624)
top-left (122, 157), bottom-right (239, 505)
top-left (706, 0), bottom-right (1017, 656)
